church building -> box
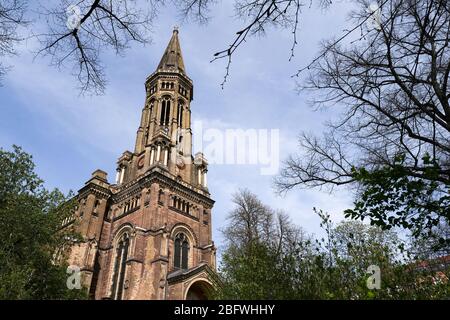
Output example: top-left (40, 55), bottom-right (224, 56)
top-left (64, 28), bottom-right (217, 300)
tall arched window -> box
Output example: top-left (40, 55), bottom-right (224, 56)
top-left (111, 232), bottom-right (130, 300)
top-left (143, 128), bottom-right (149, 146)
top-left (174, 233), bottom-right (189, 270)
top-left (148, 100), bottom-right (154, 123)
top-left (177, 102), bottom-right (183, 127)
top-left (160, 97), bottom-right (171, 126)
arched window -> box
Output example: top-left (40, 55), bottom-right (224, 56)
top-left (160, 100), bottom-right (166, 125)
top-left (111, 232), bottom-right (130, 300)
top-left (148, 100), bottom-right (154, 122)
top-left (174, 233), bottom-right (189, 270)
top-left (177, 102), bottom-right (183, 127)
top-left (173, 196), bottom-right (178, 207)
top-left (160, 97), bottom-right (171, 126)
top-left (143, 128), bottom-right (149, 146)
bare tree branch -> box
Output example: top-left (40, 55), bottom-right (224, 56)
top-left (277, 0), bottom-right (450, 194)
top-left (211, 0), bottom-right (309, 88)
top-left (222, 188), bottom-right (306, 254)
top-left (0, 0), bottom-right (27, 84)
top-left (173, 0), bottom-right (215, 24)
top-left (34, 0), bottom-right (157, 95)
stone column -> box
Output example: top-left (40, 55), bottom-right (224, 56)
top-left (119, 167), bottom-right (125, 184)
top-left (150, 147), bottom-right (155, 165)
top-left (115, 169), bottom-right (120, 184)
top-left (164, 148), bottom-right (169, 166)
top-left (203, 170), bottom-right (207, 187)
top-left (156, 145), bottom-right (161, 163)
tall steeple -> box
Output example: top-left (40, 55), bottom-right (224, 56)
top-left (157, 27), bottom-right (186, 74)
top-left (114, 28), bottom-right (206, 189)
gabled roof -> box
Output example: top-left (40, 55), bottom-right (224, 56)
top-left (167, 263), bottom-right (217, 284)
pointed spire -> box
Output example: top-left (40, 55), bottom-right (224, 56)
top-left (157, 27), bottom-right (186, 74)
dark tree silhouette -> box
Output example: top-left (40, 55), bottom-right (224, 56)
top-left (35, 0), bottom-right (156, 94)
top-left (276, 0), bottom-right (450, 242)
top-left (279, 0), bottom-right (450, 188)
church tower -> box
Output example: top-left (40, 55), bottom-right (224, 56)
top-left (119, 27), bottom-right (207, 188)
top-left (65, 29), bottom-right (216, 300)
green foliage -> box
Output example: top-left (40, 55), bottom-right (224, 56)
top-left (216, 190), bottom-right (450, 300)
top-left (216, 242), bottom-right (295, 299)
top-left (0, 145), bottom-right (87, 300)
top-left (344, 153), bottom-right (450, 249)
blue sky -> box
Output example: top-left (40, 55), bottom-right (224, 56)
top-left (0, 1), bottom-right (359, 249)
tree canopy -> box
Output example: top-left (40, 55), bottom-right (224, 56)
top-left (216, 189), bottom-right (450, 300)
top-left (0, 145), bottom-right (85, 299)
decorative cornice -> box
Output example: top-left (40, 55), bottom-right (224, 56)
top-left (151, 256), bottom-right (169, 264)
top-left (146, 70), bottom-right (193, 87)
top-left (127, 258), bottom-right (144, 264)
top-left (198, 243), bottom-right (215, 251)
top-left (111, 205), bottom-right (140, 221)
top-left (168, 206), bottom-right (199, 222)
top-left (112, 167), bottom-right (214, 208)
top-left (78, 183), bottom-right (112, 200)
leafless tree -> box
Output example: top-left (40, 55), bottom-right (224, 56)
top-left (222, 188), bottom-right (306, 255)
top-left (0, 0), bottom-right (222, 93)
top-left (276, 0), bottom-right (450, 192)
top-left (173, 0), bottom-right (215, 24)
top-left (222, 188), bottom-right (273, 250)
top-left (0, 0), bottom-right (26, 84)
top-left (34, 0), bottom-right (159, 94)
top-left (0, 0), bottom-right (389, 94)
top-left (0, 0), bottom-right (353, 93)
top-left (212, 0), bottom-right (334, 87)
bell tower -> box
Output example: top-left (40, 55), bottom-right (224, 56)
top-left (115, 28), bottom-right (206, 188)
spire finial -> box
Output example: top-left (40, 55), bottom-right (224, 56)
top-left (173, 26), bottom-right (179, 33)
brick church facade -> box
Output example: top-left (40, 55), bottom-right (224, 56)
top-left (64, 29), bottom-right (217, 300)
